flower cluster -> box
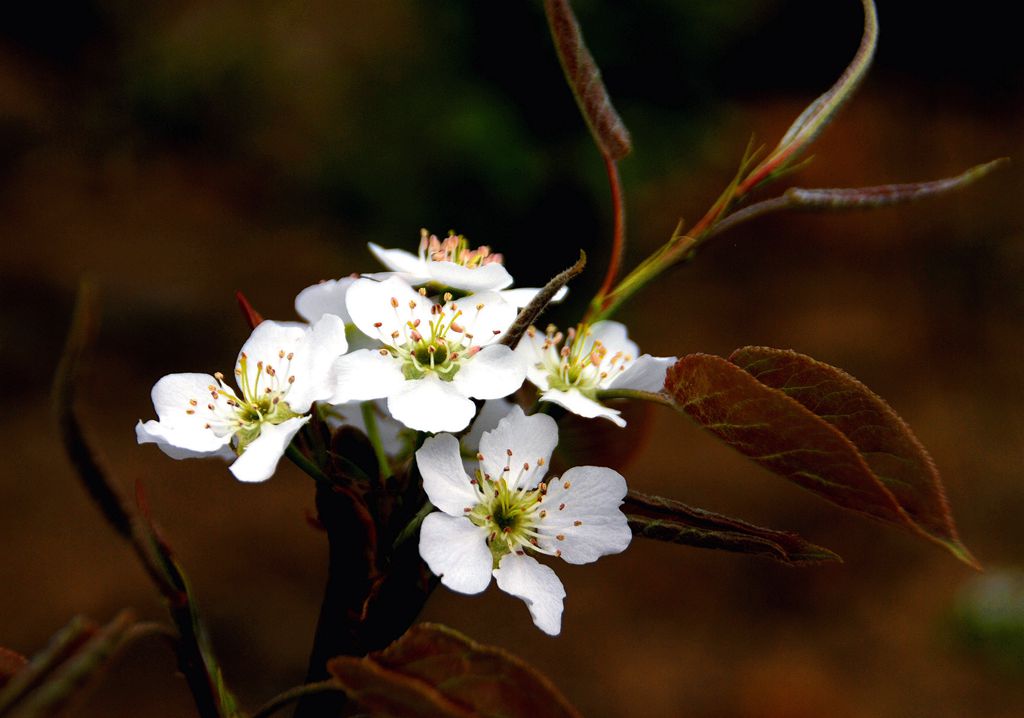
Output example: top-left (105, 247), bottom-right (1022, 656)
top-left (137, 230), bottom-right (674, 634)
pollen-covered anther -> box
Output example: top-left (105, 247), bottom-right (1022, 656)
top-left (563, 480), bottom-right (571, 489)
top-left (390, 297), bottom-right (399, 308)
top-left (556, 534), bottom-right (565, 541)
top-left (574, 520), bottom-right (582, 526)
top-left (559, 503), bottom-right (566, 510)
top-left (189, 399), bottom-right (198, 406)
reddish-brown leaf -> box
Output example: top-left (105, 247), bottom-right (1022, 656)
top-left (625, 490), bottom-right (841, 566)
top-left (328, 623), bottom-right (583, 718)
top-left (666, 353), bottom-right (977, 566)
top-left (730, 346), bottom-right (975, 565)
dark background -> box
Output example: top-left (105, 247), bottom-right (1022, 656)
top-left (2, 1), bottom-right (1022, 716)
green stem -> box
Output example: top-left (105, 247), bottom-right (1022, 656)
top-left (361, 402), bottom-right (392, 482)
top-left (393, 500), bottom-right (435, 550)
top-left (285, 444), bottom-right (331, 485)
top-left (595, 388), bottom-right (674, 407)
top-left (252, 680), bottom-right (347, 718)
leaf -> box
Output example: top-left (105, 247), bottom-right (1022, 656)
top-left (543, 0), bottom-right (631, 160)
top-left (708, 159), bottom-right (1008, 241)
top-left (740, 0), bottom-right (878, 190)
top-left (666, 351), bottom-right (976, 567)
top-left (328, 623), bottom-right (583, 718)
top-left (235, 290), bottom-right (264, 329)
top-left (52, 281), bottom-right (241, 717)
top-left (6, 611), bottom-right (136, 718)
top-left (731, 346), bottom-right (974, 565)
top-left (625, 490), bottom-right (841, 566)
top-left (0, 618), bottom-right (96, 714)
top-left (500, 251), bottom-right (586, 349)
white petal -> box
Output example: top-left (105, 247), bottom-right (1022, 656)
top-left (368, 243), bottom-right (429, 276)
top-left (135, 420), bottom-right (233, 460)
top-left (588, 320), bottom-right (639, 358)
top-left (419, 513), bottom-right (493, 594)
top-left (493, 553), bottom-right (566, 636)
top-left (449, 292), bottom-right (517, 346)
top-left (285, 314), bottom-right (349, 413)
top-left (388, 375), bottom-right (476, 433)
top-left (142, 373), bottom-right (236, 453)
top-left (416, 433), bottom-right (477, 516)
top-left (452, 345), bottom-right (525, 400)
top-left (516, 330), bottom-right (553, 391)
top-left (330, 349), bottom-right (406, 403)
top-left (229, 416), bottom-right (309, 483)
top-left (295, 277), bottom-right (356, 324)
top-left (478, 405), bottom-right (557, 490)
top-left (461, 398), bottom-right (514, 464)
top-left (497, 285), bottom-right (569, 309)
top-left (606, 354), bottom-right (675, 392)
top-left (536, 466), bottom-right (631, 564)
top-left (345, 276), bottom-right (424, 346)
top-left (237, 320), bottom-right (308, 374)
top-left (540, 388), bottom-right (625, 427)
top-left (428, 262), bottom-right (514, 292)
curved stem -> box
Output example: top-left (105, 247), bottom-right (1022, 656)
top-left (592, 156), bottom-right (626, 311)
top-left (361, 401), bottom-right (392, 482)
top-left (596, 388), bottom-right (674, 407)
top-left (252, 680), bottom-right (347, 718)
top-left (286, 443), bottom-right (331, 485)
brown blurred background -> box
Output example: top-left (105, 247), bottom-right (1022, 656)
top-left (2, 1), bottom-right (1023, 716)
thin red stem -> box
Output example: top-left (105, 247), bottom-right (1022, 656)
top-left (596, 155), bottom-right (625, 302)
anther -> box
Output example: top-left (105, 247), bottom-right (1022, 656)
top-left (373, 321), bottom-right (383, 328)
top-left (390, 297), bottom-right (399, 308)
top-left (288, 376), bottom-right (295, 384)
top-left (556, 534), bottom-right (565, 541)
top-left (189, 399), bottom-right (197, 406)
top-left (563, 480), bottom-right (571, 489)
top-left (379, 348), bottom-right (389, 356)
top-left (506, 448), bottom-right (513, 456)
top-left (476, 452), bottom-right (484, 461)
top-left (539, 510), bottom-right (547, 518)
top-left (287, 352), bottom-right (294, 360)
top-left (443, 292), bottom-right (453, 302)
top-left (418, 287), bottom-right (427, 296)
top-left (186, 409), bottom-right (195, 415)
top-left (559, 503), bottom-right (566, 511)
top-left (279, 350), bottom-right (285, 359)
top-left (574, 520), bottom-right (582, 526)
top-left (537, 457), bottom-right (545, 466)
top-left (214, 372), bottom-right (225, 381)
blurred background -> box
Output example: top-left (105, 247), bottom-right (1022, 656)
top-left (2, 1), bottom-right (1022, 716)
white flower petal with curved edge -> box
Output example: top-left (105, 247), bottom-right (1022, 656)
top-left (419, 512), bottom-right (493, 594)
top-left (284, 314), bottom-right (349, 413)
top-left (428, 261), bottom-right (513, 292)
top-left (388, 375), bottom-right (476, 433)
top-left (493, 552), bottom-right (566, 636)
top-left (461, 398), bottom-right (513, 472)
top-left (142, 373), bottom-right (237, 451)
top-left (368, 243), bottom-right (428, 276)
top-left (452, 345), bottom-right (525, 400)
top-left (295, 277), bottom-right (357, 324)
top-left (229, 416), bottom-right (309, 483)
top-left (588, 320), bottom-right (639, 359)
top-left (236, 320), bottom-right (307, 374)
top-left (477, 405), bottom-right (557, 490)
top-left (607, 354), bottom-right (675, 393)
top-left (345, 276), bottom-right (425, 346)
top-left (331, 349), bottom-right (406, 403)
top-left (516, 330), bottom-right (553, 391)
top-left (416, 433), bottom-right (477, 516)
top-left (449, 292), bottom-right (517, 345)
top-left (537, 465), bottom-right (631, 565)
top-left (497, 285), bottom-right (568, 310)
top-left (136, 420), bottom-right (233, 460)
top-left (540, 388), bottom-right (625, 427)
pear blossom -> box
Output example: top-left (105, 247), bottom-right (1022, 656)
top-left (331, 276), bottom-right (526, 433)
top-left (136, 316), bottom-right (347, 483)
top-left (416, 406), bottom-right (632, 635)
top-left (517, 321), bottom-right (675, 427)
top-left (366, 229), bottom-right (567, 308)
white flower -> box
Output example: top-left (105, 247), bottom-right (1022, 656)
top-left (517, 321), bottom-right (675, 427)
top-left (331, 276), bottom-right (526, 433)
top-left (366, 230), bottom-right (566, 308)
top-left (136, 316), bottom-right (347, 483)
top-left (416, 406), bottom-right (632, 635)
